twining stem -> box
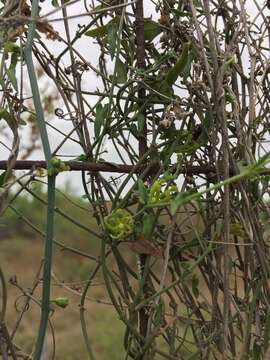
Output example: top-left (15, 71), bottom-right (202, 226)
top-left (0, 267), bottom-right (7, 323)
top-left (134, 0), bottom-right (151, 352)
top-left (24, 1), bottom-right (56, 358)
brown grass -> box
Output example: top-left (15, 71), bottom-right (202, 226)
top-left (1, 237), bottom-right (125, 359)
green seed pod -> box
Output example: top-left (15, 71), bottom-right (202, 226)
top-left (50, 297), bottom-right (69, 309)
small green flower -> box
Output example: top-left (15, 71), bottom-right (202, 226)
top-left (104, 209), bottom-right (134, 239)
top-left (47, 157), bottom-right (70, 176)
top-left (35, 167), bottom-right (47, 177)
top-left (149, 177), bottom-right (178, 204)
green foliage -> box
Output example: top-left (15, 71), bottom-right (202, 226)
top-left (137, 179), bottom-right (148, 204)
top-left (153, 302), bottom-right (165, 327)
top-left (143, 20), bottom-right (162, 41)
top-left (171, 9), bottom-right (192, 18)
top-left (141, 212), bottom-right (155, 239)
top-left (165, 43), bottom-right (192, 85)
top-left (115, 59), bottom-right (127, 84)
top-left (0, 108), bottom-right (17, 127)
top-left (94, 103), bottom-right (106, 138)
top-left (3, 41), bottom-right (20, 91)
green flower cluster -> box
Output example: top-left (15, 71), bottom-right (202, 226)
top-left (47, 157), bottom-right (70, 176)
top-left (149, 177), bottom-right (178, 204)
top-left (104, 209), bottom-right (134, 239)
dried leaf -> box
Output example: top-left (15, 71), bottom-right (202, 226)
top-left (37, 20), bottom-right (60, 41)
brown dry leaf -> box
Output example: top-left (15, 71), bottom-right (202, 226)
top-left (128, 237), bottom-right (163, 258)
top-left (37, 20), bottom-right (60, 41)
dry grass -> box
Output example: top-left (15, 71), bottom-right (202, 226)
top-left (1, 237), bottom-right (125, 359)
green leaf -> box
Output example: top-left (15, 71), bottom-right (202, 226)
top-left (170, 193), bottom-right (183, 214)
top-left (170, 191), bottom-right (198, 215)
top-left (178, 238), bottom-right (199, 251)
top-left (144, 20), bottom-right (162, 42)
top-left (150, 79), bottom-right (173, 102)
top-left (0, 109), bottom-right (10, 121)
top-left (4, 49), bottom-right (19, 91)
top-left (228, 256), bottom-right (234, 274)
top-left (159, 80), bottom-right (173, 98)
top-left (225, 93), bottom-right (233, 104)
top-left (251, 152), bottom-right (270, 174)
top-left (175, 142), bottom-right (199, 155)
top-left (261, 175), bottom-right (270, 194)
top-left (252, 341), bottom-right (261, 360)
top-left (191, 274), bottom-right (199, 298)
top-left (94, 103), bottom-right (105, 138)
top-left (137, 113), bottom-right (145, 134)
top-left (138, 179), bottom-right (148, 204)
top-left (107, 21), bottom-right (118, 59)
top-left (153, 302), bottom-right (164, 327)
top-left (166, 43), bottom-right (190, 86)
top-left (129, 124), bottom-right (139, 138)
top-left (197, 112), bottom-right (211, 145)
top-left (172, 9), bottom-right (192, 18)
top-left (115, 59), bottom-right (127, 84)
top-left (181, 50), bottom-right (193, 80)
top-left (264, 309), bottom-right (270, 352)
top-left (142, 213), bottom-right (155, 239)
top-left (85, 17), bottom-right (120, 43)
top-left (6, 67), bottom-right (17, 91)
top-left (0, 108), bottom-right (16, 128)
top-left (75, 154), bottom-right (88, 161)
top-left (4, 41), bottom-right (20, 54)
top-left (0, 171), bottom-right (7, 187)
top-left (85, 25), bottom-right (108, 38)
top-left (193, 0), bottom-right (203, 7)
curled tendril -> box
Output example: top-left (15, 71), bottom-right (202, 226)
top-left (54, 108), bottom-right (64, 118)
top-left (54, 108), bottom-right (76, 121)
top-left (149, 177), bottom-right (178, 204)
top-left (104, 209), bottom-right (134, 239)
top-left (14, 295), bottom-right (30, 313)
